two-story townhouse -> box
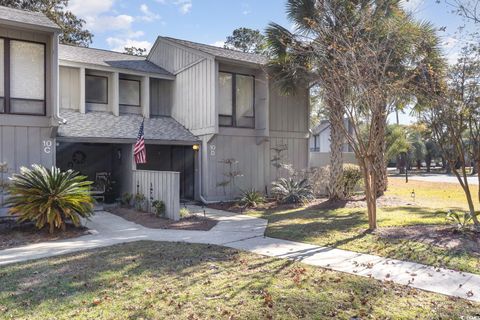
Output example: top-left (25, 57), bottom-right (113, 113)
top-left (0, 6), bottom-right (61, 206)
top-left (147, 37), bottom-right (310, 201)
top-left (0, 6), bottom-right (310, 213)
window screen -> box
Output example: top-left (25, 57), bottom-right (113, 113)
top-left (119, 79), bottom-right (140, 106)
top-left (86, 75), bottom-right (108, 104)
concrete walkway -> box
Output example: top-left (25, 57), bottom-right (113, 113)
top-left (0, 205), bottom-right (479, 303)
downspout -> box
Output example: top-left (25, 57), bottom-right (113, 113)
top-left (52, 32), bottom-right (67, 125)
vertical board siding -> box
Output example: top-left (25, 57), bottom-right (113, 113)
top-left (59, 66), bottom-right (80, 111)
top-left (172, 58), bottom-right (216, 134)
top-left (269, 85), bottom-right (309, 133)
top-left (0, 125), bottom-right (55, 205)
top-left (148, 39), bottom-right (205, 74)
top-left (132, 170), bottom-right (180, 221)
top-left (204, 134), bottom-right (308, 200)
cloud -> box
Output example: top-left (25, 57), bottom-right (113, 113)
top-left (174, 0), bottom-right (192, 14)
top-left (241, 3), bottom-right (251, 15)
top-left (139, 4), bottom-right (161, 22)
top-left (106, 37), bottom-right (153, 52)
top-left (211, 41), bottom-right (225, 48)
top-left (85, 14), bottom-right (134, 32)
top-left (68, 0), bottom-right (114, 17)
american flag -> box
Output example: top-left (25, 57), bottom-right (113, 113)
top-left (134, 119), bottom-right (147, 164)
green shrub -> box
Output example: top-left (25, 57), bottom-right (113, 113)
top-left (271, 178), bottom-right (314, 204)
top-left (6, 165), bottom-right (94, 233)
top-left (152, 200), bottom-right (166, 217)
top-left (446, 210), bottom-right (475, 232)
top-left (121, 192), bottom-right (133, 207)
top-left (134, 193), bottom-right (146, 211)
top-left (341, 164), bottom-right (362, 197)
top-left (240, 189), bottom-right (265, 207)
top-left (179, 207), bottom-right (190, 218)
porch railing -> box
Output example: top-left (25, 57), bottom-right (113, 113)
top-left (132, 170), bottom-right (180, 221)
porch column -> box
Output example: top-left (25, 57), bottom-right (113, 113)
top-left (79, 67), bottom-right (85, 114)
top-left (111, 72), bottom-right (119, 116)
top-left (141, 76), bottom-right (150, 118)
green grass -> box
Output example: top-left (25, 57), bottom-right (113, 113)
top-left (0, 241), bottom-right (478, 319)
top-left (246, 178), bottom-right (480, 275)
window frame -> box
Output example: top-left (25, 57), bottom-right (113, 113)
top-left (85, 74), bottom-right (109, 105)
top-left (218, 71), bottom-right (255, 129)
top-left (119, 78), bottom-right (141, 107)
top-left (0, 37), bottom-right (47, 116)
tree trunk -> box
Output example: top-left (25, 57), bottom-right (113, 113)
top-left (328, 104), bottom-right (344, 200)
top-left (361, 158), bottom-right (377, 230)
top-left (477, 161), bottom-right (480, 204)
top-left (373, 113), bottom-right (387, 196)
top-left (426, 155), bottom-right (431, 173)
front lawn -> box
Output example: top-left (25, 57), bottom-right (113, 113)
top-left (0, 241), bottom-right (478, 319)
top-left (247, 178), bottom-right (480, 275)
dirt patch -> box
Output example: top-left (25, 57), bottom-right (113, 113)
top-left (0, 220), bottom-right (89, 250)
top-left (106, 207), bottom-right (217, 231)
top-left (375, 224), bottom-right (480, 256)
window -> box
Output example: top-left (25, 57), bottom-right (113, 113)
top-left (0, 38), bottom-right (46, 115)
top-left (86, 75), bottom-right (108, 104)
top-left (119, 79), bottom-right (140, 106)
top-left (219, 72), bottom-right (255, 128)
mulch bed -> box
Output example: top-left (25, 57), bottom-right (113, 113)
top-left (208, 195), bottom-right (413, 213)
top-left (0, 219), bottom-right (89, 250)
top-left (375, 225), bottom-right (480, 256)
top-left (106, 207), bottom-right (218, 231)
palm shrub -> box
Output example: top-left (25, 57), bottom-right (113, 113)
top-left (6, 165), bottom-right (94, 233)
top-left (240, 189), bottom-right (265, 208)
top-left (271, 178), bottom-right (314, 204)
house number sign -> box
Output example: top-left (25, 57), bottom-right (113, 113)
top-left (43, 140), bottom-right (52, 154)
top-left (210, 144), bottom-right (216, 156)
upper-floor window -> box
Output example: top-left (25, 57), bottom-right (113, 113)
top-left (119, 78), bottom-right (140, 107)
top-left (219, 72), bottom-right (255, 128)
top-left (0, 38), bottom-right (46, 115)
top-left (311, 135), bottom-right (320, 152)
top-left (85, 75), bottom-right (108, 104)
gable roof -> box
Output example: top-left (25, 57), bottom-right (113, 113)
top-left (59, 44), bottom-right (173, 77)
top-left (58, 110), bottom-right (198, 143)
top-left (0, 6), bottom-right (60, 31)
top-left (160, 36), bottom-right (269, 65)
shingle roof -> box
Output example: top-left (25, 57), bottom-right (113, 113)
top-left (58, 110), bottom-right (198, 143)
top-left (0, 6), bottom-right (60, 30)
top-left (59, 44), bottom-right (172, 76)
top-left (161, 37), bottom-right (269, 65)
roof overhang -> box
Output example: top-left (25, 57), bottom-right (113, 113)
top-left (59, 60), bottom-right (176, 80)
top-left (0, 18), bottom-right (60, 33)
top-left (56, 136), bottom-right (199, 146)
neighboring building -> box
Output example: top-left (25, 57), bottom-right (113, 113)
top-left (309, 120), bottom-right (356, 168)
top-left (0, 6), bottom-right (309, 210)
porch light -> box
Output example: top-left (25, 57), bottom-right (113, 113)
top-left (192, 144), bottom-right (200, 151)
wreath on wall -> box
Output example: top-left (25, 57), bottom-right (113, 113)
top-left (72, 150), bottom-right (87, 165)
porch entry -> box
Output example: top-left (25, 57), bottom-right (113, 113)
top-left (57, 142), bottom-right (195, 201)
top-left (136, 145), bottom-right (195, 200)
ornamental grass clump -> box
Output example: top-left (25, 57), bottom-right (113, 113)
top-left (6, 165), bottom-right (94, 233)
top-left (271, 177), bottom-right (314, 204)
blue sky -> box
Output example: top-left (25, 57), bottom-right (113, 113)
top-left (67, 0), bottom-right (477, 124)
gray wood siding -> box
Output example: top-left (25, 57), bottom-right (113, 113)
top-left (172, 58), bottom-right (217, 135)
top-left (150, 78), bottom-right (172, 116)
top-left (0, 125), bottom-right (55, 205)
top-left (59, 66), bottom-right (80, 111)
top-left (202, 134), bottom-right (308, 200)
top-left (0, 26), bottom-right (56, 118)
top-left (148, 38), bottom-right (206, 74)
top-left (269, 86), bottom-right (309, 133)
top-left (132, 170), bottom-right (180, 220)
